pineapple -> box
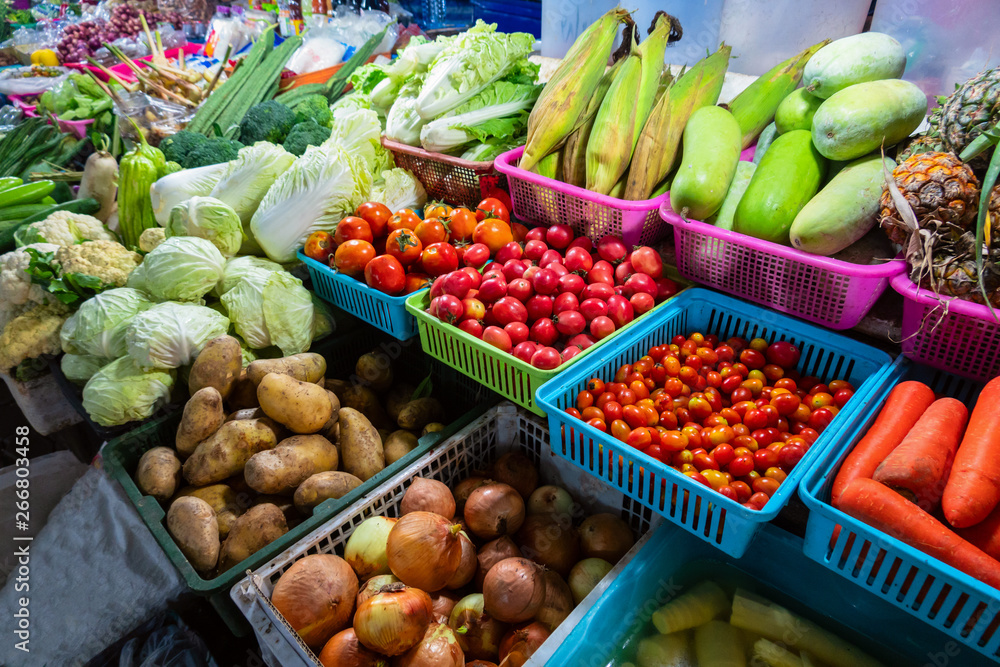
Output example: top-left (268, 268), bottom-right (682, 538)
top-left (939, 67), bottom-right (1000, 170)
top-left (896, 107), bottom-right (944, 162)
top-left (879, 151), bottom-right (980, 246)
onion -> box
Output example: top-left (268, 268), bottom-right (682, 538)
top-left (578, 513), bottom-right (635, 563)
top-left (498, 622), bottom-right (551, 667)
top-left (448, 593), bottom-right (507, 661)
top-left (568, 558), bottom-right (614, 604)
top-left (395, 623), bottom-right (464, 667)
top-left (318, 628), bottom-right (389, 667)
top-left (475, 536), bottom-right (522, 589)
top-left (271, 554), bottom-right (359, 648)
top-left (526, 485), bottom-right (575, 517)
top-left (464, 483), bottom-right (525, 540)
top-left (401, 477), bottom-right (456, 518)
top-left (490, 452), bottom-right (539, 499)
top-left (345, 517), bottom-right (397, 580)
top-left (535, 570), bottom-right (574, 631)
top-left (467, 662), bottom-right (499, 667)
top-left (446, 532), bottom-right (478, 589)
top-left (353, 582), bottom-right (433, 656)
top-left (515, 512), bottom-right (580, 577)
top-left (430, 590), bottom-right (460, 624)
top-left (453, 476), bottom-right (489, 513)
top-left (483, 557), bottom-right (546, 623)
top-left (387, 511), bottom-right (463, 592)
top-left (357, 574), bottom-right (400, 608)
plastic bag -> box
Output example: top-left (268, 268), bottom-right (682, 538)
top-left (0, 65), bottom-right (72, 95)
top-left (0, 105), bottom-right (22, 132)
top-left (285, 26), bottom-right (347, 74)
top-left (115, 91), bottom-right (195, 146)
top-left (117, 613), bottom-right (218, 667)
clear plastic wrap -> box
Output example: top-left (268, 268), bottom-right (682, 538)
top-left (114, 90), bottom-right (195, 146)
top-left (0, 65), bottom-right (72, 95)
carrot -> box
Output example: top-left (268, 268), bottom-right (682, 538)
top-left (838, 478), bottom-right (1000, 590)
top-left (943, 376), bottom-right (1000, 528)
top-left (831, 381), bottom-right (936, 507)
top-left (959, 504), bottom-right (1000, 560)
top-left (872, 398), bottom-right (968, 510)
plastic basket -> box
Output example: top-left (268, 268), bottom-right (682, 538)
top-left (800, 358), bottom-right (1000, 661)
top-left (102, 326), bottom-right (492, 635)
top-left (381, 137), bottom-right (507, 208)
top-left (9, 94), bottom-right (93, 138)
top-left (297, 250), bottom-right (421, 340)
top-left (892, 271), bottom-right (1000, 382)
top-left (536, 288), bottom-right (896, 558)
top-left (405, 275), bottom-right (687, 416)
top-left (231, 403), bottom-right (661, 667)
top-left (548, 521), bottom-right (997, 667)
top-left (669, 211), bottom-right (906, 330)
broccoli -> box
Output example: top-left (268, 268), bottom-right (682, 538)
top-left (283, 120), bottom-right (332, 157)
top-left (159, 130), bottom-right (208, 166)
top-left (184, 137), bottom-right (244, 169)
top-left (291, 94), bottom-right (333, 129)
top-left (239, 100), bottom-right (297, 145)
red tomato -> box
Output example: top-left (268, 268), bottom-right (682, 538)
top-left (356, 202), bottom-right (392, 237)
top-left (473, 218), bottom-right (515, 255)
top-left (463, 242), bottom-right (491, 268)
top-left (386, 229), bottom-right (422, 266)
top-left (364, 255), bottom-right (406, 295)
top-left (403, 272), bottom-right (431, 294)
top-left (424, 201), bottom-right (453, 220)
top-left (421, 242), bottom-right (460, 277)
top-left (531, 346), bottom-right (562, 370)
top-left (446, 208), bottom-right (478, 242)
top-left (483, 187), bottom-right (512, 211)
top-left (414, 218), bottom-right (449, 246)
top-left (476, 197), bottom-right (510, 223)
top-left (482, 326), bottom-right (512, 352)
top-left (334, 216), bottom-right (373, 245)
top-left (388, 208), bottom-right (421, 233)
top-left (303, 231), bottom-right (334, 263)
top-left (334, 239), bottom-right (376, 278)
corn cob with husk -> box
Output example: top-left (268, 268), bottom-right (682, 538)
top-left (561, 57), bottom-right (626, 187)
top-left (586, 12), bottom-right (675, 195)
top-left (518, 8), bottom-right (630, 173)
top-left (532, 149), bottom-right (563, 180)
top-left (727, 40), bottom-right (829, 149)
top-left (624, 44), bottom-right (732, 201)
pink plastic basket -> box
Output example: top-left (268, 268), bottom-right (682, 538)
top-left (381, 138), bottom-right (507, 208)
top-left (891, 271), bottom-right (1000, 381)
top-left (84, 44), bottom-right (203, 82)
top-left (9, 95), bottom-right (93, 138)
top-left (668, 211), bottom-right (905, 330)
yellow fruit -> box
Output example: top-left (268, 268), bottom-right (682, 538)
top-left (31, 49), bottom-right (59, 66)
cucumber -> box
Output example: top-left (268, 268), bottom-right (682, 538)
top-left (669, 106), bottom-right (742, 220)
top-left (0, 177), bottom-right (22, 192)
top-left (7, 198), bottom-right (100, 248)
top-left (752, 123), bottom-right (778, 165)
top-left (734, 130), bottom-right (827, 245)
top-left (0, 181), bottom-right (55, 208)
top-left (713, 161), bottom-right (756, 231)
top-left (774, 89), bottom-right (823, 133)
top-left (812, 79), bottom-right (927, 161)
top-left (790, 154), bottom-right (896, 256)
top-left (804, 32), bottom-right (906, 99)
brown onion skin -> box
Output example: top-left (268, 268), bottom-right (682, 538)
top-left (394, 623), bottom-right (464, 667)
top-left (357, 574), bottom-right (400, 608)
top-left (317, 628), bottom-right (389, 667)
top-left (515, 512), bottom-right (581, 578)
top-left (535, 570), bottom-right (574, 631)
top-left (490, 452), bottom-right (539, 500)
top-left (464, 483), bottom-right (525, 540)
top-left (578, 513), bottom-right (635, 563)
top-left (448, 593), bottom-right (508, 661)
top-left (386, 511), bottom-right (463, 592)
top-left (446, 532), bottom-right (478, 589)
top-left (353, 583), bottom-right (433, 656)
top-left (475, 536), bottom-right (523, 590)
top-left (482, 557), bottom-right (546, 623)
top-left (400, 477), bottom-right (457, 518)
top-left (499, 622), bottom-right (551, 667)
top-left (271, 554), bottom-right (358, 649)
top-left (466, 662), bottom-right (499, 667)
top-left (430, 590), bottom-right (460, 624)
top-left (453, 476), bottom-right (489, 513)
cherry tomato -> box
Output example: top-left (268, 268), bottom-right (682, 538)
top-left (712, 443), bottom-right (735, 467)
top-left (808, 407), bottom-right (836, 432)
top-left (717, 485), bottom-right (739, 502)
top-left (626, 427), bottom-right (652, 451)
top-left (731, 481), bottom-right (752, 503)
top-left (834, 389), bottom-right (854, 408)
top-left (414, 218), bottom-right (449, 246)
top-left (581, 406), bottom-right (605, 423)
top-left (729, 454), bottom-right (755, 477)
top-left (420, 242), bottom-right (460, 277)
top-left (303, 230), bottom-right (334, 263)
top-left (603, 401), bottom-right (623, 423)
top-left (587, 378), bottom-right (605, 394)
top-left (754, 448), bottom-right (780, 472)
top-left (685, 471), bottom-right (712, 488)
top-left (771, 392), bottom-right (801, 417)
top-left (403, 272), bottom-right (431, 294)
top-left (610, 419), bottom-right (631, 442)
top-left (386, 229), bottom-right (422, 265)
top-left (586, 418), bottom-right (607, 432)
top-left (476, 197), bottom-right (510, 223)
top-left (334, 239), bottom-right (376, 277)
top-left (701, 469), bottom-right (728, 490)
top-left (356, 201), bottom-right (392, 237)
top-left (753, 477), bottom-right (781, 497)
top-left (565, 407), bottom-right (582, 420)
top-left (622, 405), bottom-right (646, 429)
top-left (364, 255), bottom-right (406, 295)
top-left (747, 492), bottom-right (771, 510)
top-left (765, 467), bottom-right (788, 483)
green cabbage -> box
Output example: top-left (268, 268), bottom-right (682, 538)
top-left (150, 162), bottom-right (229, 226)
top-left (82, 357), bottom-right (176, 427)
top-left (125, 301), bottom-right (231, 370)
top-left (369, 168), bottom-right (427, 214)
top-left (60, 353), bottom-right (112, 384)
top-left (166, 196), bottom-right (244, 257)
top-left (216, 255), bottom-right (284, 296)
top-left (220, 270), bottom-right (315, 355)
top-left (419, 80), bottom-right (541, 154)
top-left (324, 108), bottom-right (394, 175)
top-left (128, 236), bottom-right (226, 302)
top-left (331, 92), bottom-right (373, 116)
top-left (250, 144), bottom-right (372, 263)
top-left (59, 287), bottom-right (155, 357)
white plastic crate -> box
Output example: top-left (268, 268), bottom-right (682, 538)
top-left (230, 402), bottom-right (660, 667)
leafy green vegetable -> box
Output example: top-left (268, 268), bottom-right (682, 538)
top-left (166, 196), bottom-right (244, 257)
top-left (82, 356), bottom-right (176, 427)
top-left (324, 108), bottom-right (393, 174)
top-left (419, 80), bottom-right (541, 154)
top-left (15, 357), bottom-right (48, 382)
top-left (208, 142), bottom-right (297, 238)
top-left (125, 301), bottom-right (230, 370)
top-left (384, 74), bottom-right (427, 145)
top-left (220, 269), bottom-right (315, 353)
top-left (215, 255), bottom-right (284, 296)
top-left (59, 287), bottom-right (154, 357)
top-left (127, 236), bottom-right (226, 302)
top-left (60, 353), bottom-right (112, 384)
top-left (150, 162), bottom-right (229, 226)
top-left (369, 168), bottom-right (427, 214)
top-left (23, 246), bottom-right (115, 306)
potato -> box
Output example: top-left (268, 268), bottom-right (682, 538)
top-left (227, 407), bottom-right (265, 422)
top-left (422, 422), bottom-right (445, 437)
top-left (355, 351), bottom-right (393, 393)
top-left (135, 447), bottom-right (182, 501)
top-left (325, 378), bottom-right (350, 396)
top-left (340, 384), bottom-right (392, 429)
top-left (383, 430), bottom-right (419, 465)
top-left (188, 335), bottom-right (242, 399)
top-left (244, 435), bottom-right (339, 495)
top-left (178, 484), bottom-right (243, 538)
top-left (247, 353), bottom-right (326, 386)
top-left (257, 373), bottom-right (333, 434)
top-left (396, 397), bottom-right (444, 431)
top-left (377, 428), bottom-right (392, 445)
top-left (176, 387), bottom-right (225, 458)
top-left (321, 390), bottom-right (340, 430)
top-left (182, 419), bottom-right (279, 486)
top-left (227, 369), bottom-right (259, 411)
top-left (294, 471), bottom-right (364, 515)
top-left (251, 495), bottom-right (298, 526)
top-left (386, 383), bottom-right (417, 422)
top-left (167, 496), bottom-right (220, 572)
top-left (339, 407), bottom-right (385, 482)
top-left (323, 421), bottom-right (340, 452)
top-left (218, 503), bottom-right (288, 571)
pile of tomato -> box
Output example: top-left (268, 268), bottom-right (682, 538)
top-left (566, 334), bottom-right (857, 510)
top-left (302, 195), bottom-right (519, 296)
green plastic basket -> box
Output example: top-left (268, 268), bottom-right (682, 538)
top-left (102, 325), bottom-right (494, 635)
top-left (404, 276), bottom-right (687, 416)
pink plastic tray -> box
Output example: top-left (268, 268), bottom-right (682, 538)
top-left (84, 44), bottom-right (203, 82)
top-left (668, 211), bottom-right (905, 330)
top-left (891, 271), bottom-right (1000, 381)
top-left (381, 138), bottom-right (507, 208)
top-left (9, 95), bottom-right (93, 139)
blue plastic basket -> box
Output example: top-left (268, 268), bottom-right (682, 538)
top-left (298, 250), bottom-right (422, 341)
top-left (547, 522), bottom-right (998, 667)
top-left (535, 288), bottom-right (896, 557)
top-left (800, 358), bottom-right (1000, 661)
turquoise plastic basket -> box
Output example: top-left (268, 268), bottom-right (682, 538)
top-left (298, 250), bottom-right (422, 340)
top-left (800, 358), bottom-right (1000, 661)
top-left (535, 288), bottom-right (896, 557)
top-left (548, 522), bottom-right (999, 667)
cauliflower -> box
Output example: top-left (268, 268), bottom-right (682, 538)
top-left (0, 243), bottom-right (61, 314)
top-left (139, 227), bottom-right (166, 253)
top-left (0, 301), bottom-right (69, 372)
top-left (18, 211), bottom-right (117, 247)
top-left (54, 240), bottom-right (142, 287)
